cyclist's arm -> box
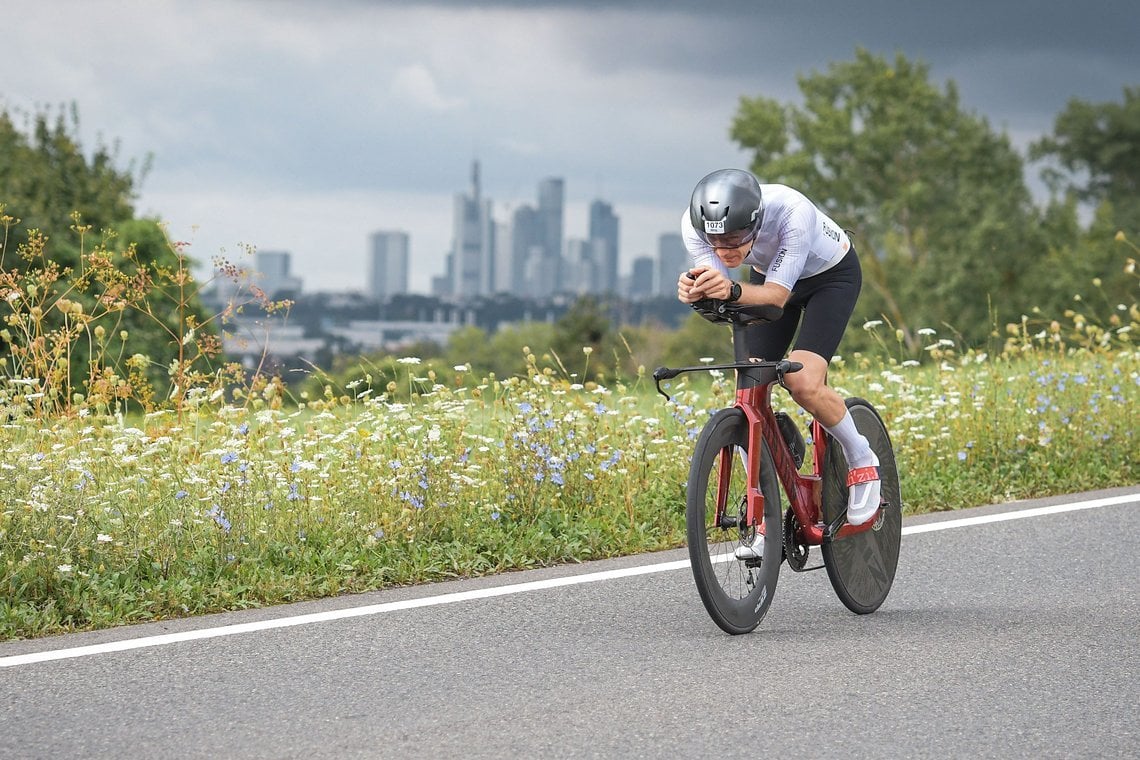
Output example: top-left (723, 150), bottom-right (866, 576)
top-left (737, 279), bottom-right (791, 308)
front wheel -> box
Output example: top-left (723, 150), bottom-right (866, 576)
top-left (686, 408), bottom-right (783, 634)
top-left (820, 398), bottom-right (903, 614)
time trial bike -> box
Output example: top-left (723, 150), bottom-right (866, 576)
top-left (653, 298), bottom-right (902, 634)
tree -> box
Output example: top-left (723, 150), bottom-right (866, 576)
top-left (1030, 87), bottom-right (1140, 212)
top-left (0, 104), bottom-right (142, 268)
top-left (1028, 88), bottom-right (1140, 313)
top-left (731, 49), bottom-right (1042, 351)
top-left (0, 104), bottom-right (212, 409)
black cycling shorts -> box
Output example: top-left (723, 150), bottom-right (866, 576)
top-left (743, 247), bottom-right (862, 363)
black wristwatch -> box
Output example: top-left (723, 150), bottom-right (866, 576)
top-left (727, 281), bottom-right (742, 302)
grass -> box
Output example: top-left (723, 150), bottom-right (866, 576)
top-left (1, 341), bottom-right (1137, 639)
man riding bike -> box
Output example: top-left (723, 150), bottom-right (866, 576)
top-left (676, 168), bottom-right (880, 558)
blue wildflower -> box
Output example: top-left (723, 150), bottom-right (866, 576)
top-left (207, 505), bottom-right (231, 533)
top-left (220, 451), bottom-right (239, 465)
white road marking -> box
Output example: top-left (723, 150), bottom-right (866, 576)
top-left (1, 492), bottom-right (1134, 668)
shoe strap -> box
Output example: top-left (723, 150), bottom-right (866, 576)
top-left (846, 466), bottom-right (881, 487)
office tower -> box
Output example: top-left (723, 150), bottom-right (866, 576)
top-left (534, 177), bottom-right (565, 297)
top-left (368, 231), bottom-right (409, 300)
top-left (629, 256), bottom-right (655, 300)
top-left (510, 204), bottom-right (541, 294)
top-left (253, 250), bottom-right (303, 299)
top-left (537, 177), bottom-right (564, 267)
top-left (588, 199), bottom-right (620, 294)
top-left (564, 238), bottom-right (600, 294)
top-left (491, 219), bottom-right (512, 294)
top-left (657, 232), bottom-right (687, 297)
top-left (451, 160), bottom-right (495, 298)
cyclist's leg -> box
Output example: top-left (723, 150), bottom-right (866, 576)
top-left (781, 251), bottom-right (881, 524)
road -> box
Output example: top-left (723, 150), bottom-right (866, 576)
top-left (2, 487), bottom-right (1138, 759)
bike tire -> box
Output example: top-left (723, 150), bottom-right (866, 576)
top-left (686, 408), bottom-right (783, 634)
top-left (820, 398), bottom-right (902, 614)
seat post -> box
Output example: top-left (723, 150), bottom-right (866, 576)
top-left (732, 325), bottom-right (751, 363)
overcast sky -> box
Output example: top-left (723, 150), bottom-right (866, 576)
top-left (5, 0), bottom-right (1137, 292)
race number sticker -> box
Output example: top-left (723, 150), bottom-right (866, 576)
top-left (704, 219), bottom-right (725, 234)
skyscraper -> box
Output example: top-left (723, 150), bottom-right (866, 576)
top-left (588, 199), bottom-right (619, 294)
top-left (629, 255), bottom-right (655, 300)
top-left (532, 177), bottom-right (565, 297)
top-left (510, 204), bottom-right (541, 294)
top-left (537, 177), bottom-right (564, 264)
top-left (368, 231), bottom-right (409, 300)
top-left (252, 250), bottom-right (303, 299)
top-left (657, 232), bottom-right (687, 297)
top-left (450, 160), bottom-right (495, 298)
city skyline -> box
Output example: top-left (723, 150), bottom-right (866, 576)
top-left (227, 163), bottom-right (691, 303)
top-left (245, 160), bottom-right (670, 300)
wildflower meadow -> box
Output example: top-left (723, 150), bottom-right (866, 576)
top-left (1, 218), bottom-right (1137, 638)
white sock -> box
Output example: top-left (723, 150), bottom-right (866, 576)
top-left (823, 411), bottom-right (875, 468)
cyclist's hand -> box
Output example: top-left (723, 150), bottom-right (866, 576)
top-left (678, 268), bottom-right (705, 303)
top-left (680, 267), bottom-right (731, 302)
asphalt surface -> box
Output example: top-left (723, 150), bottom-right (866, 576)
top-left (2, 486), bottom-right (1138, 759)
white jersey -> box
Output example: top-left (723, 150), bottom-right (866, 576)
top-left (681, 184), bottom-right (851, 291)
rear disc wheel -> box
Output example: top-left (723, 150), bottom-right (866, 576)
top-left (820, 398), bottom-right (902, 614)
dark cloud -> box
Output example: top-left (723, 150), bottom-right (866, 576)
top-left (377, 0), bottom-right (1137, 55)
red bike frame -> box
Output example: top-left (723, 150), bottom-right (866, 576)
top-left (721, 379), bottom-right (879, 544)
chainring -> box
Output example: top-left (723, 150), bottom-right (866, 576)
top-left (783, 507), bottom-right (810, 571)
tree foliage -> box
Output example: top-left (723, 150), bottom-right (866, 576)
top-left (0, 104), bottom-right (212, 401)
top-left (731, 48), bottom-right (1043, 351)
top-left (0, 104), bottom-right (141, 266)
top-left (1026, 87), bottom-right (1140, 314)
top-left (1030, 86), bottom-right (1140, 209)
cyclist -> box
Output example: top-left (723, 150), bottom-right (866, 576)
top-left (676, 168), bottom-right (880, 556)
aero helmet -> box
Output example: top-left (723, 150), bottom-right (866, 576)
top-left (689, 169), bottom-right (764, 248)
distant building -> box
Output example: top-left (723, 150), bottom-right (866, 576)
top-left (657, 232), bottom-right (687, 297)
top-left (564, 238), bottom-right (600, 294)
top-left (509, 204), bottom-right (541, 294)
top-left (533, 177), bottom-right (565, 298)
top-left (450, 161), bottom-right (495, 298)
top-left (249, 250), bottom-right (303, 299)
top-left (491, 219), bottom-right (512, 294)
top-left (368, 231), bottom-right (409, 300)
top-left (629, 255), bottom-right (655, 300)
top-left (589, 199), bottom-right (620, 294)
